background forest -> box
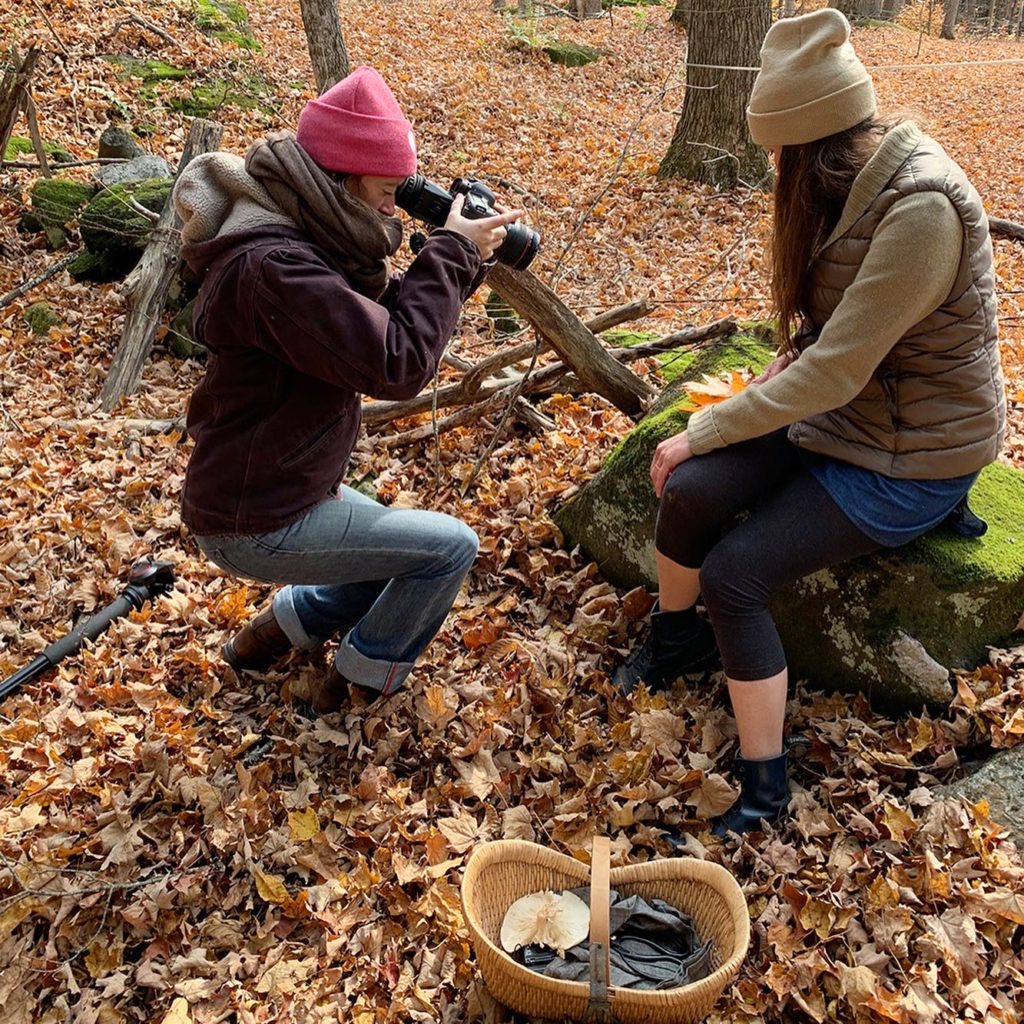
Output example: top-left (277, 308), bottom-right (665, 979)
top-left (1, 1), bottom-right (1024, 1022)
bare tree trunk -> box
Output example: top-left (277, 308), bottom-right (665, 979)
top-left (670, 0), bottom-right (690, 27)
top-left (830, 0), bottom-right (858, 16)
top-left (574, 0), bottom-right (602, 17)
top-left (298, 0), bottom-right (350, 95)
top-left (100, 119), bottom-right (223, 411)
top-left (941, 0), bottom-right (962, 36)
top-left (659, 0), bottom-right (771, 190)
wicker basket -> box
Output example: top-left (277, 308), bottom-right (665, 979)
top-left (463, 838), bottom-right (749, 1024)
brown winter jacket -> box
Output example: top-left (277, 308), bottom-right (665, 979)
top-left (180, 224), bottom-right (485, 536)
top-left (688, 123), bottom-right (1006, 478)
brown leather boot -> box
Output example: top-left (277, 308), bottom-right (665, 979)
top-left (306, 665), bottom-right (376, 714)
top-left (223, 606), bottom-right (292, 672)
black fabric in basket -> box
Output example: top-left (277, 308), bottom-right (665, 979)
top-left (511, 887), bottom-right (714, 991)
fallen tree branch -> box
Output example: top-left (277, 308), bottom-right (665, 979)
top-left (377, 394), bottom-right (508, 449)
top-left (29, 0), bottom-right (71, 57)
top-left (52, 416), bottom-right (185, 434)
top-left (990, 216), bottom-right (1024, 242)
top-left (99, 13), bottom-right (183, 48)
top-left (364, 315), bottom-right (736, 426)
top-left (0, 47), bottom-right (40, 174)
top-left (100, 117), bottom-right (223, 411)
top-left (3, 157), bottom-right (127, 169)
top-left (0, 250), bottom-right (80, 310)
top-left (487, 265), bottom-right (652, 416)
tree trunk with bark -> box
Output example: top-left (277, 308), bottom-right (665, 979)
top-left (658, 0), bottom-right (770, 190)
top-left (670, 0), bottom-right (690, 27)
top-left (941, 0), bottom-right (962, 36)
top-left (574, 0), bottom-right (603, 18)
top-left (298, 0), bottom-right (350, 95)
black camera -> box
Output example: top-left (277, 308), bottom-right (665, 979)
top-left (395, 174), bottom-right (540, 271)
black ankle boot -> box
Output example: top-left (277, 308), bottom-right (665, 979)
top-left (613, 606), bottom-right (719, 695)
top-left (711, 752), bottom-right (789, 837)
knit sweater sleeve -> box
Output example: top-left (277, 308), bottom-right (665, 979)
top-left (686, 192), bottom-right (964, 456)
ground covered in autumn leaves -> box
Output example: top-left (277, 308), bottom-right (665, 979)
top-left (2, 2), bottom-right (1024, 1022)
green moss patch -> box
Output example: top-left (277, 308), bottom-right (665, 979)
top-left (542, 39), bottom-right (607, 67)
top-left (192, 0), bottom-right (262, 50)
top-left (21, 178), bottom-right (97, 234)
top-left (77, 178), bottom-right (172, 279)
top-left (4, 136), bottom-right (74, 163)
top-left (105, 56), bottom-right (191, 83)
top-left (23, 302), bottom-right (63, 335)
top-left (169, 76), bottom-right (277, 118)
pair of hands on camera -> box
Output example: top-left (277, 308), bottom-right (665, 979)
top-left (443, 193), bottom-right (525, 262)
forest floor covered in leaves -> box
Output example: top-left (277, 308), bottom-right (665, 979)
top-left (2, 2), bottom-right (1024, 1022)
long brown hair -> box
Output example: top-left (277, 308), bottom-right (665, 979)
top-left (770, 117), bottom-right (895, 353)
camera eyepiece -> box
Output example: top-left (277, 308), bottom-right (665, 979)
top-left (395, 175), bottom-right (540, 271)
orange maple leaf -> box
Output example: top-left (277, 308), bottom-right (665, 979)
top-left (678, 370), bottom-right (749, 412)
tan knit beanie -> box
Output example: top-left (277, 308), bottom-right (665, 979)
top-left (747, 9), bottom-right (876, 148)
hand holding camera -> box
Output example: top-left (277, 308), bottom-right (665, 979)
top-left (396, 175), bottom-right (540, 270)
top-left (444, 194), bottom-right (525, 263)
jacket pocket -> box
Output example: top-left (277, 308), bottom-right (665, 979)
top-left (279, 415), bottom-right (345, 470)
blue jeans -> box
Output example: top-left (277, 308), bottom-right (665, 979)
top-left (197, 486), bottom-right (478, 694)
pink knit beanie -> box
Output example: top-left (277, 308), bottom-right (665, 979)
top-left (296, 66), bottom-right (417, 177)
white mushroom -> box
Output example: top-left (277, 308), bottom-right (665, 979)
top-left (500, 889), bottom-right (591, 956)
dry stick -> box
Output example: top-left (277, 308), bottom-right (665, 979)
top-left (100, 13), bottom-right (183, 48)
top-left (100, 117), bottom-right (223, 411)
top-left (487, 265), bottom-right (653, 415)
top-left (2, 157), bottom-right (128, 169)
top-left (0, 47), bottom-right (40, 172)
top-left (990, 216), bottom-right (1024, 242)
top-left (52, 417), bottom-right (185, 434)
top-left (23, 91), bottom-right (50, 179)
top-left (547, 68), bottom-right (675, 289)
top-left (0, 250), bottom-right (80, 310)
top-left (28, 0), bottom-right (71, 57)
top-left (372, 318), bottom-right (735, 449)
top-left (365, 299), bottom-right (655, 426)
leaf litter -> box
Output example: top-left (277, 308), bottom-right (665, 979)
top-left (1, 1), bottom-right (1023, 1021)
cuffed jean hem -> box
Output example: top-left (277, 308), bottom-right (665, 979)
top-left (272, 586), bottom-right (323, 651)
top-left (335, 630), bottom-right (414, 695)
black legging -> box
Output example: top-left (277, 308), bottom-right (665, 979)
top-left (656, 429), bottom-right (880, 681)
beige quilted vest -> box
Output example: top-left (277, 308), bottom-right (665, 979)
top-left (788, 127), bottom-right (1005, 478)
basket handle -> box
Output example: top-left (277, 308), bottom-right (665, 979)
top-left (587, 836), bottom-right (613, 1023)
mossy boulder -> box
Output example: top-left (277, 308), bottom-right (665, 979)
top-left (485, 290), bottom-right (522, 336)
top-left (98, 125), bottom-right (145, 161)
top-left (19, 178), bottom-right (98, 247)
top-left (79, 177), bottom-right (173, 280)
top-left (4, 136), bottom-right (73, 164)
top-left (192, 0), bottom-right (262, 50)
top-left (554, 331), bottom-right (1024, 710)
top-left (555, 328), bottom-right (774, 588)
top-left (104, 56), bottom-right (192, 84)
top-left (938, 745), bottom-right (1024, 847)
top-left (168, 300), bottom-right (206, 360)
top-left (542, 39), bottom-right (606, 67)
top-left (23, 302), bottom-right (63, 335)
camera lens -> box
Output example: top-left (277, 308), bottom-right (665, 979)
top-left (497, 223), bottom-right (541, 271)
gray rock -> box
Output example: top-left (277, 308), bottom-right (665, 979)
top-left (555, 331), bottom-right (1024, 711)
top-left (95, 155), bottom-right (171, 187)
top-left (938, 745), bottom-right (1024, 848)
top-left (98, 125), bottom-right (145, 161)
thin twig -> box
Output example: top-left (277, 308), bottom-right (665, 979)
top-left (2, 157), bottom-right (127, 169)
top-left (547, 66), bottom-right (677, 288)
top-left (0, 251), bottom-right (79, 310)
top-left (29, 0), bottom-right (71, 57)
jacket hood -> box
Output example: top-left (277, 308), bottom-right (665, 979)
top-left (181, 224), bottom-right (312, 275)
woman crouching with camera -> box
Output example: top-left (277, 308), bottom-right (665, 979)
top-left (614, 10), bottom-right (1005, 836)
top-left (172, 66), bottom-right (523, 712)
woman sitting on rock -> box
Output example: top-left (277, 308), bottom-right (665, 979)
top-left (172, 66), bottom-right (521, 713)
top-left (614, 9), bottom-right (1005, 836)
